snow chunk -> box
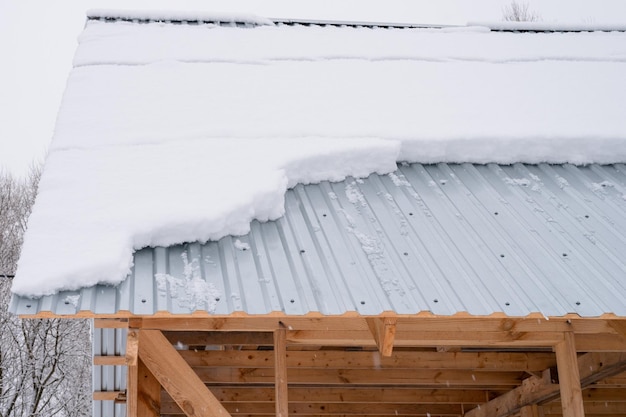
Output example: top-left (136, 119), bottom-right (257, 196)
top-left (234, 239), bottom-right (250, 251)
top-left (154, 252), bottom-right (220, 312)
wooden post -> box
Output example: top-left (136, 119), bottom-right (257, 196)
top-left (366, 317), bottom-right (397, 357)
top-left (274, 327), bottom-right (289, 417)
top-left (555, 332), bottom-right (585, 417)
top-left (126, 329), bottom-right (139, 417)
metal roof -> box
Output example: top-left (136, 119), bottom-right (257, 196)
top-left (11, 163), bottom-right (626, 317)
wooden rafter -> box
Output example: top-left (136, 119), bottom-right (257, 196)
top-left (367, 317), bottom-right (397, 357)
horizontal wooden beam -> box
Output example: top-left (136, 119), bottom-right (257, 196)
top-left (162, 387), bottom-right (496, 404)
top-left (177, 350), bottom-right (556, 372)
top-left (542, 401), bottom-right (626, 415)
top-left (163, 331), bottom-right (273, 346)
top-left (128, 317), bottom-right (626, 335)
top-left (191, 367), bottom-right (522, 387)
top-left (93, 391), bottom-right (125, 401)
top-left (160, 401), bottom-right (465, 415)
top-left (94, 355), bottom-right (127, 366)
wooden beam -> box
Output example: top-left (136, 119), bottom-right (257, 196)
top-left (274, 328), bottom-right (288, 417)
top-left (126, 329), bottom-right (139, 367)
top-left (192, 367), bottom-right (522, 387)
top-left (163, 331), bottom-right (273, 346)
top-left (464, 352), bottom-right (626, 417)
top-left (93, 391), bottom-right (125, 401)
top-left (138, 329), bottom-right (232, 417)
top-left (160, 401), bottom-right (465, 415)
top-left (543, 401), bottom-right (626, 415)
top-left (94, 355), bottom-right (127, 366)
top-left (163, 387), bottom-right (495, 404)
top-left (367, 318), bottom-right (397, 357)
top-left (554, 333), bottom-right (585, 417)
top-left (177, 350), bottom-right (556, 372)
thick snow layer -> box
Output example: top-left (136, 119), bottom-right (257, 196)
top-left (12, 19), bottom-right (626, 297)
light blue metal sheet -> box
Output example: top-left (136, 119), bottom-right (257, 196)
top-left (10, 163), bottom-right (626, 317)
top-left (92, 326), bottom-right (127, 417)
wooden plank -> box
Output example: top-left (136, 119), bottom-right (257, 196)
top-left (94, 318), bottom-right (129, 328)
top-left (163, 387), bottom-right (495, 404)
top-left (191, 367), bottom-right (522, 387)
top-left (94, 355), bottom-right (127, 366)
top-left (543, 402), bottom-right (626, 415)
top-left (160, 401), bottom-right (465, 415)
top-left (138, 329), bottom-right (232, 417)
top-left (367, 318), bottom-right (397, 357)
top-left (129, 317), bottom-right (626, 334)
top-left (274, 328), bottom-right (288, 417)
top-left (137, 358), bottom-right (161, 416)
top-left (554, 333), bottom-right (585, 417)
top-left (163, 331), bottom-right (273, 346)
top-left (287, 330), bottom-right (562, 348)
top-left (177, 350), bottom-right (556, 372)
top-left (582, 388), bottom-right (626, 401)
top-left (126, 329), bottom-right (139, 367)
top-left (93, 391), bottom-right (125, 401)
top-left (464, 352), bottom-right (626, 417)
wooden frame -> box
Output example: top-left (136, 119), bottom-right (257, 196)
top-left (87, 315), bottom-right (626, 417)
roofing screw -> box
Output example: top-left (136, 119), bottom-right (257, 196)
top-left (408, 212), bottom-right (414, 216)
top-left (64, 301), bottom-right (70, 305)
top-left (141, 299), bottom-right (146, 303)
top-left (500, 254), bottom-right (505, 258)
top-left (562, 253), bottom-right (568, 257)
top-left (505, 302), bottom-right (510, 306)
top-left (360, 301), bottom-right (366, 305)
top-left (584, 215), bottom-right (589, 218)
top-left (494, 212), bottom-right (499, 216)
top-left (300, 249), bottom-right (306, 254)
top-left (403, 252), bottom-right (409, 256)
top-left (322, 213), bottom-right (327, 217)
top-left (290, 299), bottom-right (295, 303)
top-left (215, 297), bottom-right (220, 302)
top-left (576, 301), bottom-right (581, 306)
top-left (26, 305), bottom-right (31, 308)
top-left (433, 299), bottom-right (439, 303)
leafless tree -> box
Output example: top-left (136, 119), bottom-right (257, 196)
top-left (502, 1), bottom-right (540, 22)
top-left (1, 166), bottom-right (91, 417)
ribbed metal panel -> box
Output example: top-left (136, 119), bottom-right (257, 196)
top-left (11, 163), bottom-right (626, 317)
top-left (92, 326), bottom-right (127, 417)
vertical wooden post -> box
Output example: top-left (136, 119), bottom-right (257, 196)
top-left (555, 332), bottom-right (585, 417)
top-left (126, 329), bottom-right (139, 417)
top-left (274, 327), bottom-right (288, 417)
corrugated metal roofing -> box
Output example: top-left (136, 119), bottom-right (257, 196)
top-left (11, 163), bottom-right (626, 317)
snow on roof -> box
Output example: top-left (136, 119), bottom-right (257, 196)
top-left (12, 14), bottom-right (626, 298)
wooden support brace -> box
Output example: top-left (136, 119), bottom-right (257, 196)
top-left (366, 317), bottom-right (397, 357)
top-left (554, 332), bottom-right (585, 417)
top-left (464, 349), bottom-right (626, 417)
top-left (274, 327), bottom-right (289, 417)
top-left (138, 329), bottom-right (232, 417)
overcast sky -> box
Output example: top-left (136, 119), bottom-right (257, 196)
top-left (2, 0), bottom-right (625, 177)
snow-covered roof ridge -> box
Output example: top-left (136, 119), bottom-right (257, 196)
top-left (11, 14), bottom-right (626, 298)
top-left (86, 9), bottom-right (274, 26)
top-left (469, 20), bottom-right (626, 33)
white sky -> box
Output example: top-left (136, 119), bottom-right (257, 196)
top-left (2, 0), bottom-right (626, 177)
